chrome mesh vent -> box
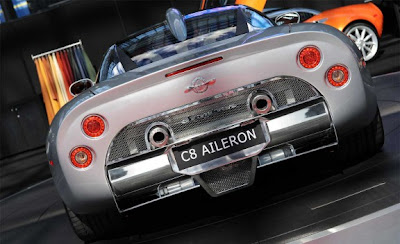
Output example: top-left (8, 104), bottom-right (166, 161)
top-left (197, 158), bottom-right (256, 196)
top-left (107, 77), bottom-right (318, 163)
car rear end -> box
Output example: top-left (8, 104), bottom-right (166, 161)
top-left (47, 18), bottom-right (378, 215)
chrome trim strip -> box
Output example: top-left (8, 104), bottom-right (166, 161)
top-left (266, 102), bottom-right (332, 146)
top-left (268, 106), bottom-right (327, 132)
top-left (108, 154), bottom-right (178, 196)
top-left (258, 142), bottom-right (338, 169)
top-left (119, 184), bottom-right (200, 213)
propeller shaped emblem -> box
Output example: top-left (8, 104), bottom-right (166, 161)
top-left (185, 77), bottom-right (216, 93)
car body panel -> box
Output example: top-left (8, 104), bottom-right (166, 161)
top-left (305, 3), bottom-right (383, 37)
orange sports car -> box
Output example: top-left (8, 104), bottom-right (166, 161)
top-left (201, 1), bottom-right (383, 61)
top-left (305, 2), bottom-right (383, 61)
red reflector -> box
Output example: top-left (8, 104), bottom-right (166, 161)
top-left (70, 147), bottom-right (93, 168)
top-left (82, 115), bottom-right (105, 137)
top-left (298, 46), bottom-right (321, 69)
top-left (165, 57), bottom-right (223, 78)
top-left (327, 65), bottom-right (349, 87)
top-left (49, 161), bottom-right (54, 166)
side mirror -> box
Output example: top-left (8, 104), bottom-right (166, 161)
top-left (69, 78), bottom-right (95, 97)
top-left (275, 12), bottom-right (300, 26)
top-left (166, 8), bottom-right (187, 42)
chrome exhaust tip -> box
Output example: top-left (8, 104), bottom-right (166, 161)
top-left (251, 94), bottom-right (272, 115)
top-left (149, 126), bottom-right (170, 148)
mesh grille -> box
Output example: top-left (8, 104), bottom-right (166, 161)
top-left (107, 77), bottom-right (318, 163)
top-left (199, 159), bottom-right (254, 195)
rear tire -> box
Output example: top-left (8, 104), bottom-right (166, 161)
top-left (64, 204), bottom-right (129, 243)
top-left (336, 109), bottom-right (384, 168)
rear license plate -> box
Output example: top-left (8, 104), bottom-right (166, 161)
top-left (173, 122), bottom-right (266, 170)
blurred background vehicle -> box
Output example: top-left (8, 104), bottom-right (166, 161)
top-left (305, 2), bottom-right (383, 61)
top-left (264, 2), bottom-right (383, 61)
top-left (201, 0), bottom-right (386, 61)
top-left (263, 7), bottom-right (320, 23)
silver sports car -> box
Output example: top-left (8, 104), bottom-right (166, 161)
top-left (47, 5), bottom-right (384, 242)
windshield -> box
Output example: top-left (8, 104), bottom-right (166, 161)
top-left (99, 6), bottom-right (273, 82)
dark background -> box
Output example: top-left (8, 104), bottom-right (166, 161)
top-left (0, 0), bottom-right (398, 159)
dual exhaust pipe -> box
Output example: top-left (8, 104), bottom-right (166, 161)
top-left (148, 92), bottom-right (273, 148)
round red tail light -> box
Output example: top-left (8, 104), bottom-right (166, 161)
top-left (298, 46), bottom-right (321, 69)
top-left (70, 147), bottom-right (93, 168)
top-left (82, 115), bottom-right (105, 137)
top-left (327, 65), bottom-right (349, 87)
